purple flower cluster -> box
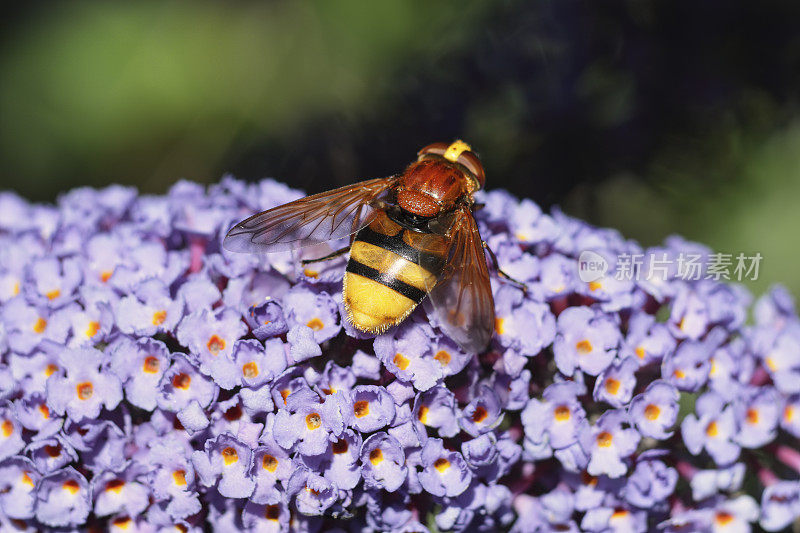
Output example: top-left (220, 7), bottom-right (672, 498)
top-left (0, 178), bottom-right (799, 532)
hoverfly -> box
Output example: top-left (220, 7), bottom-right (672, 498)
top-left (224, 140), bottom-right (499, 353)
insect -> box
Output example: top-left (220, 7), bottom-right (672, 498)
top-left (224, 140), bottom-right (503, 353)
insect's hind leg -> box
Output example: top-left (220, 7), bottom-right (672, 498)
top-left (483, 242), bottom-right (528, 293)
top-left (301, 246), bottom-right (351, 265)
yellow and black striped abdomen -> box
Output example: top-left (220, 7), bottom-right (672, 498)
top-left (343, 217), bottom-right (447, 334)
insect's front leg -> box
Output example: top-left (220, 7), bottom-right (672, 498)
top-left (301, 246), bottom-right (351, 265)
top-left (483, 241), bottom-right (528, 293)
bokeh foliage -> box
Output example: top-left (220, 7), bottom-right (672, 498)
top-left (1, 0), bottom-right (799, 295)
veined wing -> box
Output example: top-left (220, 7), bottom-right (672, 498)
top-left (223, 177), bottom-right (397, 253)
top-left (425, 204), bottom-right (495, 353)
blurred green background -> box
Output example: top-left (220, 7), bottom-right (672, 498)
top-left (1, 0), bottom-right (799, 295)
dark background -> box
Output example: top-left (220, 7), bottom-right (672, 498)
top-left (1, 0), bottom-right (799, 294)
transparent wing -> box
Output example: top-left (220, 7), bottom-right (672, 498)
top-left (223, 177), bottom-right (398, 253)
top-left (425, 204), bottom-right (495, 353)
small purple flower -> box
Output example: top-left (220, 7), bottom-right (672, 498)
top-left (522, 381), bottom-right (587, 451)
top-left (761, 325), bottom-right (800, 394)
top-left (412, 385), bottom-right (460, 440)
top-left (245, 300), bottom-right (289, 341)
top-left (283, 286), bottom-right (341, 344)
top-left (593, 357), bottom-right (638, 408)
top-left (26, 434), bottom-right (78, 473)
top-left (192, 434), bottom-right (255, 499)
top-left (286, 467), bottom-right (337, 516)
top-left (681, 391), bottom-right (740, 466)
top-left (0, 403), bottom-right (25, 461)
top-left (553, 306), bottom-right (620, 376)
top-left (115, 278), bottom-right (184, 336)
top-left (46, 347), bottom-right (123, 422)
top-left (734, 386), bottom-right (780, 448)
top-left (459, 383), bottom-right (503, 436)
top-left (375, 319), bottom-right (442, 391)
top-left (581, 409), bottom-right (640, 478)
top-left (418, 438), bottom-right (472, 497)
top-left (109, 336), bottom-right (171, 411)
top-left (622, 450), bottom-right (678, 510)
top-left (759, 481), bottom-right (800, 531)
top-left (0, 456), bottom-right (40, 519)
top-left (242, 499), bottom-right (290, 532)
top-left (662, 328), bottom-right (725, 391)
top-left (91, 466), bottom-right (150, 518)
top-left (628, 380), bottom-right (680, 439)
top-left (301, 429), bottom-right (362, 490)
top-left (34, 467), bottom-right (91, 527)
top-left (233, 338), bottom-right (287, 389)
top-left (146, 439), bottom-right (202, 520)
top-left (272, 388), bottom-right (346, 456)
top-left (689, 463), bottom-right (745, 501)
top-left (348, 385), bottom-right (396, 433)
top-left (157, 354), bottom-right (219, 413)
top-left (251, 414), bottom-right (293, 505)
top-left (493, 285), bottom-right (556, 357)
top-left (360, 432), bottom-right (407, 492)
top-left (176, 308), bottom-right (248, 389)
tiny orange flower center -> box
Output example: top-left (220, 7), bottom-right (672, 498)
top-left (596, 431), bottom-right (613, 448)
top-left (635, 346), bottom-right (646, 359)
top-left (39, 404), bottom-right (50, 419)
top-left (369, 448), bottom-right (384, 465)
top-left (100, 270), bottom-right (113, 283)
top-left (44, 363), bottom-right (58, 376)
top-left (242, 362), bottom-right (259, 378)
top-left (715, 512), bottom-right (734, 525)
top-left (434, 350), bottom-right (451, 366)
top-left (172, 373), bottom-right (191, 390)
top-left (46, 289), bottom-right (61, 300)
top-left (152, 310), bottom-right (167, 326)
top-left (85, 321), bottom-right (100, 338)
top-left (746, 408), bottom-right (759, 425)
top-left (418, 405), bottom-right (429, 424)
top-left (785, 406), bottom-right (795, 423)
top-left (105, 479), bottom-right (125, 494)
top-left (111, 516), bottom-right (131, 529)
top-left (765, 356), bottom-right (778, 372)
top-left (706, 421), bottom-right (719, 437)
top-left (434, 458), bottom-right (450, 472)
top-left (21, 472), bottom-right (34, 487)
top-left (306, 413), bottom-right (321, 430)
top-left (393, 353), bottom-right (410, 370)
top-left (143, 356), bottom-right (160, 374)
top-left (353, 400), bottom-right (370, 418)
top-left (222, 447), bottom-right (238, 465)
top-left (576, 340), bottom-right (593, 354)
top-left (610, 508), bottom-right (629, 521)
top-left (494, 317), bottom-right (505, 335)
top-left (644, 404), bottom-right (661, 420)
top-left (2, 420), bottom-right (13, 437)
top-left (173, 470), bottom-right (187, 486)
top-left (265, 504), bottom-right (281, 521)
top-left (306, 318), bottom-right (324, 331)
top-left (554, 405), bottom-right (571, 421)
top-left (303, 268), bottom-right (319, 279)
top-left (62, 479), bottom-right (80, 494)
top-left (280, 389), bottom-right (291, 404)
top-left (76, 382), bottom-right (94, 400)
top-left (588, 280), bottom-right (602, 292)
top-left (206, 335), bottom-right (226, 355)
top-left (262, 454), bottom-right (278, 472)
top-left (581, 471), bottom-right (598, 486)
top-left (33, 317), bottom-right (47, 334)
top-left (471, 406), bottom-right (489, 423)
top-left (44, 444), bottom-right (61, 457)
top-left (673, 369), bottom-right (686, 379)
top-left (332, 439), bottom-right (349, 454)
top-left (604, 378), bottom-right (621, 395)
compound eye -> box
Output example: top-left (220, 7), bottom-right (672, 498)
top-left (417, 142), bottom-right (449, 160)
top-left (457, 150), bottom-right (485, 189)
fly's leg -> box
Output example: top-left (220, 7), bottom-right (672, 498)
top-left (483, 242), bottom-right (528, 293)
top-left (301, 246), bottom-right (351, 265)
